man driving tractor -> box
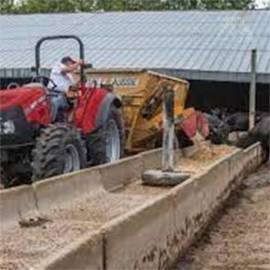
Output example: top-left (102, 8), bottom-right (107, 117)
top-left (0, 35), bottom-right (124, 188)
top-left (48, 56), bottom-right (83, 121)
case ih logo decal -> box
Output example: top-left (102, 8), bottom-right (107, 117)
top-left (88, 77), bottom-right (139, 88)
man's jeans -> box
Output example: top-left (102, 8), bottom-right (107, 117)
top-left (50, 93), bottom-right (69, 121)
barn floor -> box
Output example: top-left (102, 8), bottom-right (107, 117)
top-left (174, 163), bottom-right (270, 270)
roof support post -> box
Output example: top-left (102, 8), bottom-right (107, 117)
top-left (249, 49), bottom-right (257, 131)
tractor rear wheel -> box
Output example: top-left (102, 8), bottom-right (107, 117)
top-left (87, 105), bottom-right (124, 165)
top-left (31, 124), bottom-right (86, 181)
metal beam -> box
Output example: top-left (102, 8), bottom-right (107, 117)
top-left (1, 67), bottom-right (270, 84)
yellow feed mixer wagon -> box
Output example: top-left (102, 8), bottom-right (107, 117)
top-left (85, 69), bottom-right (209, 153)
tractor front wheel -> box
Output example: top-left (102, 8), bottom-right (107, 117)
top-left (31, 124), bottom-right (86, 182)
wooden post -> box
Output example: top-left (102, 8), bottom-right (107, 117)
top-left (249, 49), bottom-right (257, 130)
top-left (162, 88), bottom-right (174, 172)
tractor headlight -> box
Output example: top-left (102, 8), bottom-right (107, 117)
top-left (0, 120), bottom-right (15, 134)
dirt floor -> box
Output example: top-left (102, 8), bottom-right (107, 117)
top-left (174, 163), bottom-right (270, 270)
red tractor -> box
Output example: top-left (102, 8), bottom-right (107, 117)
top-left (0, 35), bottom-right (124, 188)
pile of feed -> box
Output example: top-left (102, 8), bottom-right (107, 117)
top-left (193, 142), bottom-right (237, 161)
top-left (176, 142), bottom-right (237, 174)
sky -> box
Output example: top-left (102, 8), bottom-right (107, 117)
top-left (256, 0), bottom-right (270, 8)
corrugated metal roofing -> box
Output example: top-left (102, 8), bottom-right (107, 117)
top-left (0, 10), bottom-right (270, 82)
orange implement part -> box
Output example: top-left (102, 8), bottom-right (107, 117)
top-left (85, 69), bottom-right (189, 152)
top-left (197, 111), bottom-right (209, 138)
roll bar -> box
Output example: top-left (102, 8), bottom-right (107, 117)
top-left (35, 35), bottom-right (85, 82)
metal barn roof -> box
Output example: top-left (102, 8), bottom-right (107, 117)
top-left (0, 10), bottom-right (270, 83)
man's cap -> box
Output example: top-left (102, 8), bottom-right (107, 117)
top-left (61, 56), bottom-right (76, 64)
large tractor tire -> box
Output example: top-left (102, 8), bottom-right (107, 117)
top-left (87, 105), bottom-right (124, 165)
top-left (31, 124), bottom-right (86, 181)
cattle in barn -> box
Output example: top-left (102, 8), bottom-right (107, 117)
top-left (224, 112), bottom-right (249, 132)
top-left (204, 113), bottom-right (230, 144)
top-left (237, 116), bottom-right (270, 162)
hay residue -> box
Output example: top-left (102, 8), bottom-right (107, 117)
top-left (193, 142), bottom-right (237, 161)
top-left (176, 142), bottom-right (237, 174)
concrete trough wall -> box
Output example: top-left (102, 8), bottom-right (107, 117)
top-left (101, 143), bottom-right (262, 270)
top-left (0, 185), bottom-right (38, 228)
top-left (37, 231), bottom-right (104, 270)
top-left (33, 168), bottom-right (103, 212)
top-left (98, 155), bottom-right (144, 191)
top-left (0, 143), bottom-right (262, 270)
top-left (0, 147), bottom-right (188, 229)
top-left (40, 143), bottom-right (262, 270)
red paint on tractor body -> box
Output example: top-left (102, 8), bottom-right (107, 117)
top-left (0, 87), bottom-right (51, 126)
top-left (74, 86), bottom-right (108, 134)
top-left (0, 85), bottom-right (108, 134)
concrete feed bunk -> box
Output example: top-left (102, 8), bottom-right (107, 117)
top-left (175, 163), bottom-right (270, 269)
top-left (0, 143), bottom-right (262, 270)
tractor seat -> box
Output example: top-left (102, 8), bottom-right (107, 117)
top-left (23, 83), bottom-right (46, 89)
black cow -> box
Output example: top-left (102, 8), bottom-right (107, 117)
top-left (225, 111), bottom-right (269, 132)
top-left (204, 113), bottom-right (230, 144)
top-left (224, 112), bottom-right (249, 132)
top-left (237, 116), bottom-right (270, 162)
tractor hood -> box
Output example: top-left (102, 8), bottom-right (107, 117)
top-left (0, 86), bottom-right (48, 147)
top-left (0, 87), bottom-right (45, 111)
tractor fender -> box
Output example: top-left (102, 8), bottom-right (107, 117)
top-left (94, 92), bottom-right (122, 129)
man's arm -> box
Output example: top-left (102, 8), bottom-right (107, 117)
top-left (61, 59), bottom-right (83, 73)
